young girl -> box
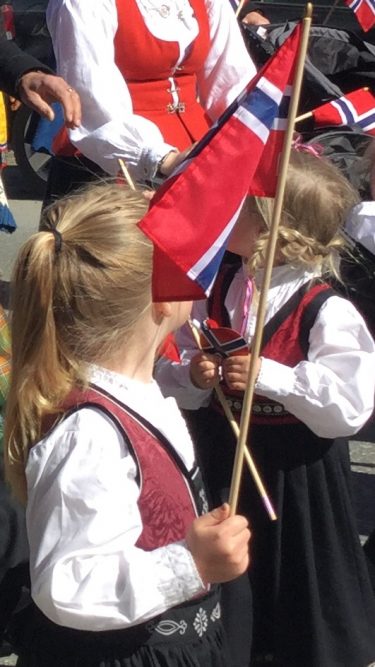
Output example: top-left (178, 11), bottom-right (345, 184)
top-left (4, 183), bottom-right (250, 667)
top-left (156, 150), bottom-right (375, 667)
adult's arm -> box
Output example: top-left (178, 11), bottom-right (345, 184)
top-left (0, 34), bottom-right (81, 127)
top-left (47, 0), bottom-right (256, 180)
top-left (0, 34), bottom-right (51, 97)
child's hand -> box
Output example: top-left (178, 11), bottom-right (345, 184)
top-left (222, 354), bottom-right (261, 391)
top-left (190, 352), bottom-right (220, 389)
top-left (186, 504), bottom-right (250, 585)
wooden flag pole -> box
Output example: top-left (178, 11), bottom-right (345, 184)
top-left (235, 0), bottom-right (247, 18)
top-left (188, 320), bottom-right (277, 521)
top-left (295, 110), bottom-right (313, 123)
top-left (118, 158), bottom-right (136, 191)
top-left (228, 4), bottom-right (313, 514)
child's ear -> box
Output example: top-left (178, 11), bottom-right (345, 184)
top-left (152, 302), bottom-right (172, 323)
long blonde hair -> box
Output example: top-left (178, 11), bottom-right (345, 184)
top-left (5, 183), bottom-right (152, 502)
top-left (247, 150), bottom-right (360, 277)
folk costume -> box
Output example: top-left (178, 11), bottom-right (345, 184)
top-left (156, 262), bottom-right (375, 667)
top-left (20, 366), bottom-right (229, 667)
top-left (44, 0), bottom-right (255, 199)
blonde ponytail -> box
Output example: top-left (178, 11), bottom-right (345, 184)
top-left (5, 183), bottom-right (151, 502)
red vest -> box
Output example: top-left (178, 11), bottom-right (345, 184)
top-left (209, 274), bottom-right (334, 425)
top-left (55, 0), bottom-right (211, 156)
top-left (115, 0), bottom-right (211, 149)
top-left (48, 384), bottom-right (202, 550)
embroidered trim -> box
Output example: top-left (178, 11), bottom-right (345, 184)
top-left (224, 397), bottom-right (290, 417)
top-left (193, 608), bottom-right (208, 637)
top-left (146, 601), bottom-right (221, 639)
top-left (199, 488), bottom-right (209, 514)
top-left (147, 619), bottom-right (188, 636)
top-left (210, 602), bottom-right (221, 622)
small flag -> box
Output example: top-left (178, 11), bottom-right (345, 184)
top-left (200, 319), bottom-right (249, 358)
top-left (311, 88), bottom-right (375, 136)
top-left (249, 84), bottom-right (292, 197)
top-left (344, 0), bottom-right (375, 32)
top-left (139, 23), bottom-right (302, 302)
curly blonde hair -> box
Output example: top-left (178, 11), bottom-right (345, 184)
top-left (5, 183), bottom-right (151, 502)
top-left (247, 150), bottom-right (360, 277)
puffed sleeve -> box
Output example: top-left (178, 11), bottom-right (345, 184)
top-left (46, 0), bottom-right (177, 180)
top-left (255, 296), bottom-right (375, 438)
top-left (197, 0), bottom-right (256, 119)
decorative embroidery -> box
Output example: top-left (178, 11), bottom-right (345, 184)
top-left (148, 619), bottom-right (188, 636)
top-left (199, 488), bottom-right (209, 514)
top-left (210, 602), bottom-right (221, 622)
top-left (226, 398), bottom-right (290, 417)
top-left (193, 607), bottom-right (208, 636)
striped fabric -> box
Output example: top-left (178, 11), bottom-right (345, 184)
top-left (0, 304), bottom-right (11, 404)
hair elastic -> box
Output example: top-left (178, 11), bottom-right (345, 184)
top-left (292, 134), bottom-right (324, 159)
top-left (50, 228), bottom-right (63, 255)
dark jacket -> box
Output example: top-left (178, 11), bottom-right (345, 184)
top-left (0, 34), bottom-right (52, 97)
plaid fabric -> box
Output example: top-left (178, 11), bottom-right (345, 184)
top-left (0, 304), bottom-right (11, 405)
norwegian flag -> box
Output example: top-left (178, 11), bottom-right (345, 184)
top-left (228, 0), bottom-right (240, 11)
top-left (139, 23), bottom-right (302, 302)
top-left (311, 88), bottom-right (375, 136)
top-left (249, 84), bottom-right (292, 197)
top-left (344, 0), bottom-right (375, 32)
top-left (199, 320), bottom-right (249, 358)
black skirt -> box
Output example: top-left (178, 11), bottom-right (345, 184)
top-left (16, 587), bottom-right (231, 667)
top-left (185, 407), bottom-right (375, 667)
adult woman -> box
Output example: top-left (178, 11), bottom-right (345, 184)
top-left (45, 0), bottom-right (256, 197)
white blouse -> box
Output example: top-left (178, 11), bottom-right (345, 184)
top-left (345, 201), bottom-right (375, 255)
top-left (26, 366), bottom-right (205, 631)
top-left (46, 0), bottom-right (256, 180)
top-left (155, 264), bottom-right (375, 437)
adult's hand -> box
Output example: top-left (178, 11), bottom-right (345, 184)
top-left (241, 11), bottom-right (270, 26)
top-left (17, 71), bottom-right (81, 128)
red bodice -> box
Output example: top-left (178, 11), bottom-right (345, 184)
top-left (210, 280), bottom-right (333, 425)
top-left (55, 0), bottom-right (212, 156)
top-left (115, 0), bottom-right (211, 148)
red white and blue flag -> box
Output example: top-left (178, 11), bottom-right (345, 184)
top-left (344, 0), bottom-right (375, 32)
top-left (311, 87), bottom-right (375, 136)
top-left (139, 24), bottom-right (302, 302)
top-left (228, 0), bottom-right (240, 12)
top-left (199, 319), bottom-right (249, 358)
top-left (249, 84), bottom-right (292, 197)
